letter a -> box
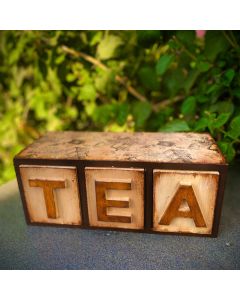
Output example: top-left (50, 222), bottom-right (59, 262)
top-left (159, 184), bottom-right (206, 227)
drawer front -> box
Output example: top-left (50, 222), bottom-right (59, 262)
top-left (85, 167), bottom-right (144, 230)
top-left (153, 170), bottom-right (219, 234)
top-left (19, 165), bottom-right (82, 225)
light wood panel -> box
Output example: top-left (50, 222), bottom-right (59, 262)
top-left (153, 170), bottom-right (219, 234)
top-left (85, 167), bottom-right (144, 229)
top-left (16, 131), bottom-right (225, 164)
top-left (20, 165), bottom-right (82, 225)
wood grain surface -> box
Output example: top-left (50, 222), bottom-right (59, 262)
top-left (16, 131), bottom-right (225, 164)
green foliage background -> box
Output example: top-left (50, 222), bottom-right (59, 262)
top-left (0, 30), bottom-right (240, 184)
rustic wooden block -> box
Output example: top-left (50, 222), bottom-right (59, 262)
top-left (19, 165), bottom-right (82, 225)
top-left (85, 167), bottom-right (144, 229)
top-left (14, 131), bottom-right (227, 237)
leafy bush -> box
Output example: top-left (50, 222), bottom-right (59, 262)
top-left (0, 30), bottom-right (240, 184)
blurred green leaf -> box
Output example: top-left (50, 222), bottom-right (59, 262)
top-left (222, 69), bottom-right (235, 86)
top-left (164, 68), bottom-right (185, 96)
top-left (55, 54), bottom-right (65, 65)
top-left (138, 67), bottom-right (159, 90)
top-left (227, 115), bottom-right (240, 139)
top-left (116, 103), bottom-right (129, 126)
top-left (176, 31), bottom-right (195, 49)
top-left (159, 119), bottom-right (190, 132)
top-left (156, 54), bottom-right (174, 76)
top-left (95, 69), bottom-right (115, 94)
top-left (78, 84), bottom-right (96, 102)
top-left (132, 101), bottom-right (152, 129)
top-left (97, 34), bottom-right (123, 60)
top-left (212, 113), bottom-right (230, 129)
top-left (65, 107), bottom-right (78, 119)
top-left (194, 117), bottom-right (208, 131)
top-left (66, 73), bottom-right (76, 82)
top-left (90, 31), bottom-right (103, 46)
top-left (197, 95), bottom-right (208, 103)
top-left (218, 141), bottom-right (235, 162)
top-left (93, 103), bottom-right (116, 126)
top-left (209, 101), bottom-right (234, 115)
top-left (197, 61), bottom-right (211, 72)
top-left (184, 69), bottom-right (201, 93)
top-left (206, 83), bottom-right (220, 95)
top-left (204, 31), bottom-right (229, 61)
top-left (181, 96), bottom-right (196, 116)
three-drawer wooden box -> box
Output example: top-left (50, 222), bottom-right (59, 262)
top-left (14, 131), bottom-right (227, 237)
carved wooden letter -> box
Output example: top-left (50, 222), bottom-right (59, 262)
top-left (29, 179), bottom-right (65, 219)
top-left (86, 167), bottom-right (144, 229)
top-left (95, 181), bottom-right (131, 223)
top-left (159, 184), bottom-right (206, 227)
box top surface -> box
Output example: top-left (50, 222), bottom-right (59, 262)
top-left (16, 131), bottom-right (226, 164)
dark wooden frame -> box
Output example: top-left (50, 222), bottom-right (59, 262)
top-left (14, 157), bottom-right (228, 237)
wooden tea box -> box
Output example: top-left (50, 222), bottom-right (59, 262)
top-left (14, 131), bottom-right (227, 237)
